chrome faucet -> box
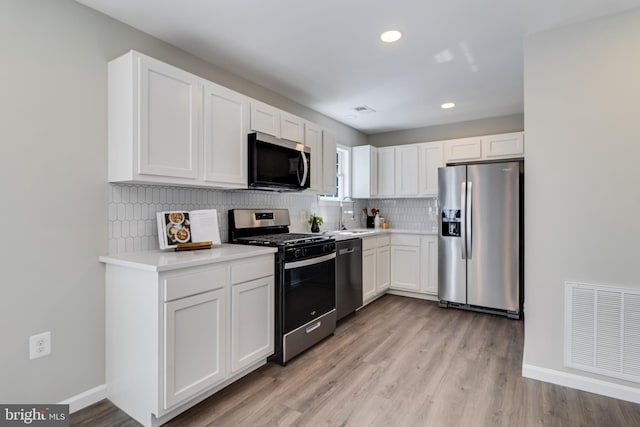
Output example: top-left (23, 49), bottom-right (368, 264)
top-left (339, 197), bottom-right (354, 230)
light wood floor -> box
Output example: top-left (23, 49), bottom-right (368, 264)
top-left (71, 295), bottom-right (640, 426)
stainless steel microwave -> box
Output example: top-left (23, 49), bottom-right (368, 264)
top-left (248, 132), bottom-right (310, 191)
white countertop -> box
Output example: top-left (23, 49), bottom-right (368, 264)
top-left (99, 244), bottom-right (278, 272)
top-left (326, 228), bottom-right (438, 241)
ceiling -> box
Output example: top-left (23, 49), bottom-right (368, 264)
top-left (78, 0), bottom-right (640, 134)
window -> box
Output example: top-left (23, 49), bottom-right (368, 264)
top-left (320, 145), bottom-right (350, 201)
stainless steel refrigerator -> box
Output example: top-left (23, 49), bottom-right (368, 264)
top-left (438, 161), bottom-right (523, 319)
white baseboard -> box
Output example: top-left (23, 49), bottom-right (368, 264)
top-left (386, 289), bottom-right (438, 301)
top-left (59, 384), bottom-right (107, 413)
top-left (522, 363), bottom-right (640, 404)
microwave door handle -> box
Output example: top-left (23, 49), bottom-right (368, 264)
top-left (299, 151), bottom-right (309, 187)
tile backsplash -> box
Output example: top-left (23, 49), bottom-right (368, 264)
top-left (107, 183), bottom-right (438, 254)
top-left (354, 198), bottom-right (439, 232)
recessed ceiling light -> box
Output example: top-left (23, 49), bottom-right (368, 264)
top-left (441, 102), bottom-right (456, 109)
top-left (380, 30), bottom-right (402, 43)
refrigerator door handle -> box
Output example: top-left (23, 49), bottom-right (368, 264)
top-left (466, 181), bottom-right (473, 259)
top-left (460, 181), bottom-right (467, 260)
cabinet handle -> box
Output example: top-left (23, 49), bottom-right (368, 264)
top-left (306, 322), bottom-right (321, 333)
top-left (461, 181), bottom-right (467, 260)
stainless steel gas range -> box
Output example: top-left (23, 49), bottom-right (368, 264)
top-left (228, 209), bottom-right (336, 365)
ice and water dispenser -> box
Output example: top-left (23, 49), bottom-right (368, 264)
top-left (441, 209), bottom-right (461, 237)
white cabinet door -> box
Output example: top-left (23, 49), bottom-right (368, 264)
top-left (443, 137), bottom-right (482, 163)
top-left (362, 248), bottom-right (377, 303)
top-left (280, 111), bottom-right (305, 143)
top-left (482, 132), bottom-right (524, 159)
top-left (163, 288), bottom-right (227, 410)
top-left (202, 81), bottom-right (248, 187)
top-left (419, 142), bottom-right (444, 196)
top-left (250, 99), bottom-right (280, 137)
top-left (137, 54), bottom-right (200, 179)
top-left (352, 145), bottom-right (377, 198)
top-left (231, 276), bottom-right (274, 373)
top-left (395, 144), bottom-right (419, 196)
top-left (322, 130), bottom-right (338, 195)
top-left (420, 236), bottom-right (438, 294)
top-left (305, 123), bottom-right (323, 193)
top-left (390, 245), bottom-right (421, 291)
top-left (377, 147), bottom-right (395, 196)
top-left (376, 244), bottom-right (390, 293)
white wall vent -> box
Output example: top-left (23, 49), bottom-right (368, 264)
top-left (565, 281), bottom-right (640, 383)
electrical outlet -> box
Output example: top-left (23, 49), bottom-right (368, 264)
top-left (29, 331), bottom-right (51, 360)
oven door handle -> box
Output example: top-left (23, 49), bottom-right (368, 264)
top-left (284, 252), bottom-right (336, 270)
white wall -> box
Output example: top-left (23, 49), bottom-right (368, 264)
top-left (0, 0), bottom-right (364, 404)
top-left (523, 8), bottom-right (640, 390)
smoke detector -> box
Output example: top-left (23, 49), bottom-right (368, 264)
top-left (353, 105), bottom-right (376, 114)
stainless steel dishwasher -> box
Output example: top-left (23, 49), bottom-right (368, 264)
top-left (336, 238), bottom-right (363, 320)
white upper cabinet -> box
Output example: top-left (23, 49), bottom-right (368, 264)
top-left (352, 145), bottom-right (377, 198)
top-left (395, 144), bottom-right (419, 196)
top-left (119, 52), bottom-right (201, 181)
top-left (304, 124), bottom-right (337, 195)
top-left (418, 142), bottom-right (444, 196)
top-left (482, 132), bottom-right (524, 159)
top-left (443, 137), bottom-right (482, 163)
top-left (202, 81), bottom-right (248, 188)
top-left (444, 132), bottom-right (524, 164)
top-left (108, 50), bottom-right (249, 189)
top-left (376, 147), bottom-right (396, 196)
top-left (322, 130), bottom-right (338, 195)
top-left (280, 111), bottom-right (305, 143)
top-left (249, 99), bottom-right (280, 138)
top-left (249, 100), bottom-right (305, 143)
top-left (305, 122), bottom-right (323, 193)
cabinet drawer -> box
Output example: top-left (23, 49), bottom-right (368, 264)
top-left (391, 234), bottom-right (420, 246)
top-left (376, 235), bottom-right (391, 247)
top-left (361, 237), bottom-right (377, 251)
top-left (230, 256), bottom-right (273, 284)
top-left (162, 265), bottom-right (226, 302)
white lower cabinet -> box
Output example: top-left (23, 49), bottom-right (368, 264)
top-left (231, 276), bottom-right (274, 373)
top-left (390, 235), bottom-right (421, 292)
top-left (420, 236), bottom-right (438, 294)
top-left (362, 235), bottom-right (390, 304)
top-left (104, 253), bottom-right (274, 427)
top-left (376, 239), bottom-right (391, 293)
top-left (389, 234), bottom-right (438, 296)
top-left (362, 247), bottom-right (377, 303)
top-left (163, 288), bottom-right (227, 410)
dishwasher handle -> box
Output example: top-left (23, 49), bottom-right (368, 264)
top-left (338, 247), bottom-right (359, 255)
